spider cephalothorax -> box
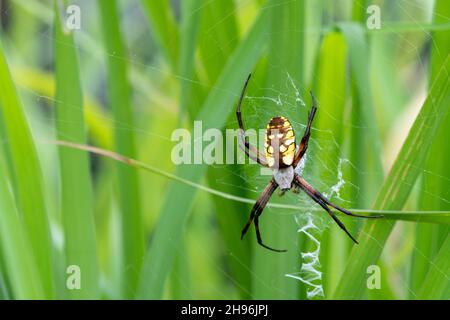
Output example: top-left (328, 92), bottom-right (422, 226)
top-left (236, 74), bottom-right (382, 252)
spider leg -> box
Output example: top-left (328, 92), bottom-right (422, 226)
top-left (296, 175), bottom-right (383, 219)
top-left (240, 179), bottom-right (276, 239)
top-left (236, 74), bottom-right (269, 167)
top-left (293, 174), bottom-right (359, 244)
top-left (238, 129), bottom-right (269, 166)
top-left (293, 91), bottom-right (317, 167)
top-left (236, 74), bottom-right (252, 130)
top-left (319, 196), bottom-right (383, 218)
top-left (240, 179), bottom-right (286, 252)
top-left (322, 202), bottom-right (359, 244)
top-left (254, 215), bottom-right (287, 253)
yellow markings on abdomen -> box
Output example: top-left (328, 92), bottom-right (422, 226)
top-left (265, 116), bottom-right (296, 168)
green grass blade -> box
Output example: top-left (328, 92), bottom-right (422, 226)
top-left (51, 136), bottom-right (450, 300)
top-left (54, 3), bottom-right (99, 299)
top-left (183, 0), bottom-right (240, 118)
top-left (351, 0), bottom-right (367, 21)
top-left (13, 67), bottom-right (112, 149)
top-left (98, 0), bottom-right (145, 298)
top-left (206, 167), bottom-right (253, 299)
top-left (303, 0), bottom-right (323, 86)
top-left (410, 0), bottom-right (450, 296)
top-left (198, 0), bottom-right (239, 83)
top-left (194, 0), bottom-right (253, 299)
top-left (339, 20), bottom-right (396, 298)
top-left (137, 3), bottom-right (273, 299)
top-left (417, 234), bottom-right (450, 299)
top-left (169, 242), bottom-right (193, 299)
top-left (0, 266), bottom-right (11, 299)
top-left (0, 39), bottom-right (53, 299)
top-left (313, 31), bottom-right (348, 297)
top-left (178, 0), bottom-right (203, 123)
top-left (367, 21), bottom-right (450, 34)
top-left (430, 0), bottom-right (450, 82)
top-left (346, 74), bottom-right (366, 209)
top-left (252, 0), bottom-right (305, 300)
top-left (184, 0), bottom-right (240, 117)
top-left (140, 0), bottom-right (179, 69)
top-left (333, 54), bottom-right (450, 299)
top-left (169, 0), bottom-right (203, 299)
top-left (338, 22), bottom-right (385, 195)
top-left (50, 141), bottom-right (450, 223)
top-left (0, 153), bottom-right (44, 299)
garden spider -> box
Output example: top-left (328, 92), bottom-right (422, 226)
top-left (237, 74), bottom-right (383, 252)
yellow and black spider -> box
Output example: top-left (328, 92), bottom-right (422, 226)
top-left (237, 74), bottom-right (383, 252)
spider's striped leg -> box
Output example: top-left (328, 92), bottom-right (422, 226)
top-left (318, 194), bottom-right (383, 218)
top-left (235, 74), bottom-right (269, 167)
top-left (236, 74), bottom-right (252, 131)
top-left (297, 176), bottom-right (383, 219)
top-left (254, 215), bottom-right (287, 253)
top-left (293, 91), bottom-right (317, 167)
top-left (293, 174), bottom-right (359, 244)
top-left (240, 179), bottom-right (286, 252)
top-left (240, 179), bottom-right (277, 239)
top-left (238, 129), bottom-right (269, 167)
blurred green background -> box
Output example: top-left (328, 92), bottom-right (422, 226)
top-left (0, 0), bottom-right (448, 300)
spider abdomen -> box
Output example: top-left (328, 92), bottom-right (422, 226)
top-left (265, 116), bottom-right (296, 168)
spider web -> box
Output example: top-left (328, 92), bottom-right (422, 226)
top-left (286, 213), bottom-right (324, 299)
top-left (2, 0), bottom-right (448, 300)
top-left (215, 72), bottom-right (357, 299)
top-left (207, 0), bottom-right (449, 300)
